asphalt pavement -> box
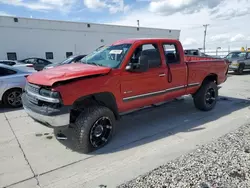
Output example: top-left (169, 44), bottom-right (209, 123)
top-left (1, 71), bottom-right (250, 188)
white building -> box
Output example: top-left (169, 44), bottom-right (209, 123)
top-left (0, 16), bottom-right (181, 63)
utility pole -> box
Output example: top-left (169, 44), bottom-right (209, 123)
top-left (203, 24), bottom-right (209, 53)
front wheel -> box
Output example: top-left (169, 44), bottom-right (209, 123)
top-left (73, 105), bottom-right (116, 153)
top-left (236, 64), bottom-right (244, 75)
top-left (193, 81), bottom-right (218, 111)
top-left (2, 88), bottom-right (23, 108)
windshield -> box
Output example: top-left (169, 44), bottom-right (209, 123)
top-left (226, 52), bottom-right (246, 59)
top-left (80, 44), bottom-right (132, 68)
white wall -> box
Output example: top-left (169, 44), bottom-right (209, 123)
top-left (0, 16), bottom-right (180, 63)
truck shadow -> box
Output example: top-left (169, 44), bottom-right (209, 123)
top-left (228, 70), bottom-right (250, 75)
top-left (55, 95), bottom-right (250, 155)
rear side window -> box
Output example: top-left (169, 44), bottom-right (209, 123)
top-left (163, 44), bottom-right (180, 64)
top-left (130, 43), bottom-right (161, 68)
top-left (0, 67), bottom-right (16, 77)
top-left (7, 52), bottom-right (17, 60)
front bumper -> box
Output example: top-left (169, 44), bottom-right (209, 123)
top-left (22, 93), bottom-right (70, 127)
top-left (229, 64), bottom-right (239, 71)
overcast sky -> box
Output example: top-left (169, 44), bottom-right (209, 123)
top-left (0, 0), bottom-right (249, 51)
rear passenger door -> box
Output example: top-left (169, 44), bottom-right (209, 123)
top-left (162, 42), bottom-right (188, 99)
top-left (120, 42), bottom-right (168, 111)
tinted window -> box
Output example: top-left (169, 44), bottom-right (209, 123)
top-left (247, 53), bottom-right (250, 59)
top-left (130, 44), bottom-right (161, 68)
top-left (46, 52), bottom-right (54, 60)
top-left (38, 59), bottom-right (50, 65)
top-left (66, 52), bottom-right (73, 58)
top-left (0, 61), bottom-right (16, 66)
top-left (23, 58), bottom-right (36, 64)
top-left (163, 44), bottom-right (180, 64)
top-left (0, 67), bottom-right (16, 77)
top-left (7, 53), bottom-right (17, 60)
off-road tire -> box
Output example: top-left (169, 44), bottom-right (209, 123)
top-left (193, 81), bottom-right (218, 111)
top-left (73, 105), bottom-right (116, 153)
top-left (2, 88), bottom-right (23, 108)
top-left (236, 64), bottom-right (244, 75)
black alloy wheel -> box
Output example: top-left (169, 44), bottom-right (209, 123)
top-left (89, 116), bottom-right (113, 148)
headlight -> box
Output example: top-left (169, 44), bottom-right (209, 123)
top-left (39, 88), bottom-right (60, 98)
top-left (232, 61), bottom-right (239, 66)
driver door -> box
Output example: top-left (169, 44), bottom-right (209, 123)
top-left (120, 42), bottom-right (168, 112)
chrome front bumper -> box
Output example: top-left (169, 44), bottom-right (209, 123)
top-left (22, 92), bottom-right (70, 128)
top-left (229, 64), bottom-right (239, 71)
top-left (24, 106), bottom-right (70, 127)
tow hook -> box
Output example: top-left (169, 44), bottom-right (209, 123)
top-left (56, 133), bottom-right (67, 140)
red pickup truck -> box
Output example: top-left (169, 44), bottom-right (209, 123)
top-left (22, 38), bottom-right (229, 153)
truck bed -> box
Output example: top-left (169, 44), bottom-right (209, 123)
top-left (185, 59), bottom-right (228, 94)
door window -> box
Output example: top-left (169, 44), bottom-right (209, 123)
top-left (0, 61), bottom-right (16, 66)
top-left (163, 44), bottom-right (180, 64)
top-left (24, 58), bottom-right (35, 64)
top-left (0, 67), bottom-right (16, 77)
top-left (38, 59), bottom-right (50, 65)
top-left (130, 43), bottom-right (161, 69)
top-left (247, 53), bottom-right (250, 59)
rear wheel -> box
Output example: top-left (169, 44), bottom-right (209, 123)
top-left (3, 88), bottom-right (23, 108)
top-left (193, 81), bottom-right (218, 111)
top-left (73, 105), bottom-right (116, 153)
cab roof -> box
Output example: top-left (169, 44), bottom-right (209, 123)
top-left (112, 38), bottom-right (179, 45)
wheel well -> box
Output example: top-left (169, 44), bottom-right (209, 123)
top-left (202, 74), bottom-right (218, 85)
top-left (2, 87), bottom-right (23, 100)
top-left (70, 92), bottom-right (119, 123)
top-left (239, 62), bottom-right (245, 67)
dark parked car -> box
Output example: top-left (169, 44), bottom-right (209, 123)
top-left (226, 51), bottom-right (250, 74)
top-left (43, 55), bottom-right (86, 70)
top-left (19, 58), bottom-right (53, 71)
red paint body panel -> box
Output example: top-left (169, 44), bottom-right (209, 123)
top-left (26, 38), bottom-right (228, 114)
top-left (27, 63), bottom-right (111, 86)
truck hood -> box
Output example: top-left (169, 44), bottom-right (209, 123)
top-left (227, 57), bottom-right (245, 62)
top-left (27, 63), bottom-right (111, 86)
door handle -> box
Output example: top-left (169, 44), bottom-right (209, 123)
top-left (159, 73), bottom-right (166, 77)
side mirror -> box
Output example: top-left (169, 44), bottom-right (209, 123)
top-left (126, 55), bottom-right (149, 72)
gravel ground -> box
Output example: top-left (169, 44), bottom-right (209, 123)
top-left (117, 124), bottom-right (250, 188)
